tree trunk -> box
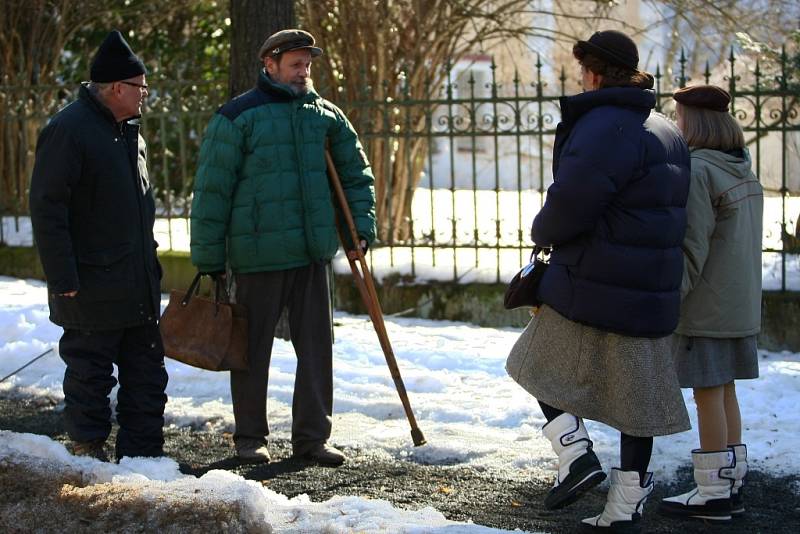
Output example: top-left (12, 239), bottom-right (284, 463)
top-left (0, 1), bottom-right (72, 215)
top-left (230, 1), bottom-right (297, 340)
top-left (229, 0), bottom-right (295, 98)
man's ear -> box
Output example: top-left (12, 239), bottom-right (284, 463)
top-left (108, 81), bottom-right (121, 100)
top-left (264, 56), bottom-right (276, 74)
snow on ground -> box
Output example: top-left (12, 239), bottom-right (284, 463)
top-left (1, 276), bottom-right (799, 530)
top-left (0, 431), bottom-right (516, 533)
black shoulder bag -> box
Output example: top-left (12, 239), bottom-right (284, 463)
top-left (503, 246), bottom-right (551, 310)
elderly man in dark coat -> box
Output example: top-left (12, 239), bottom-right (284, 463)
top-left (29, 30), bottom-right (167, 462)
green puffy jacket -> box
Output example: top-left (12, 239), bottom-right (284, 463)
top-left (191, 71), bottom-right (376, 273)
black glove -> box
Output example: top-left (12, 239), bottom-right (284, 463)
top-left (347, 238), bottom-right (369, 260)
top-left (200, 270), bottom-right (226, 280)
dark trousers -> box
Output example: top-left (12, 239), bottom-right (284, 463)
top-left (539, 400), bottom-right (653, 478)
top-left (59, 323), bottom-right (168, 459)
top-left (233, 262), bottom-right (333, 455)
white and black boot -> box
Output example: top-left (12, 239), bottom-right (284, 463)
top-left (542, 413), bottom-right (606, 509)
top-left (659, 449), bottom-right (735, 521)
top-left (730, 443), bottom-right (748, 516)
top-left (580, 469), bottom-right (654, 533)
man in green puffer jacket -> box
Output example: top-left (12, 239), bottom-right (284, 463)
top-left (190, 29), bottom-right (376, 466)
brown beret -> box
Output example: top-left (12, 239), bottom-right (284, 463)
top-left (673, 85), bottom-right (730, 112)
top-left (258, 29), bottom-right (322, 59)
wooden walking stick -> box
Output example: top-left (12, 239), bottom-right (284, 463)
top-left (325, 150), bottom-right (426, 447)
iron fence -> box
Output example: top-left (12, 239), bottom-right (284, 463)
top-left (1, 46), bottom-right (798, 290)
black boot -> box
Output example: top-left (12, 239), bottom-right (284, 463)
top-left (72, 439), bottom-right (110, 462)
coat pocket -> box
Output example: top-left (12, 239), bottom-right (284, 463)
top-left (76, 243), bottom-right (134, 301)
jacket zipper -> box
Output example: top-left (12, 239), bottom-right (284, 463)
top-left (292, 102), bottom-right (315, 259)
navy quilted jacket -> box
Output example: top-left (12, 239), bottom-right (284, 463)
top-left (532, 87), bottom-right (690, 338)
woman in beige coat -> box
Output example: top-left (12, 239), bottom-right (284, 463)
top-left (659, 85), bottom-right (763, 523)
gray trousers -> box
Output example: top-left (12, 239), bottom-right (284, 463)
top-left (232, 262), bottom-right (333, 454)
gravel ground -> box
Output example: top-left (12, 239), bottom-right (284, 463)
top-left (1, 393), bottom-right (798, 533)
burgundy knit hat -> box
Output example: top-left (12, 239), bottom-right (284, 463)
top-left (673, 85), bottom-right (731, 112)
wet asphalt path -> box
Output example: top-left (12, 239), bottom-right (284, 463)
top-left (1, 393), bottom-right (797, 533)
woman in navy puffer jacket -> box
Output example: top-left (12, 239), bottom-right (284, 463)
top-left (506, 30), bottom-right (691, 533)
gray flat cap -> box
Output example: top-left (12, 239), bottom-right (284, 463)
top-left (258, 29), bottom-right (323, 59)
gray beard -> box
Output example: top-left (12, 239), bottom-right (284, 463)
top-left (265, 69), bottom-right (315, 97)
top-left (291, 77), bottom-right (314, 97)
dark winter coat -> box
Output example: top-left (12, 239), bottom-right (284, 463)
top-left (532, 87), bottom-right (690, 338)
top-left (29, 84), bottom-right (161, 330)
top-left (190, 71), bottom-right (376, 274)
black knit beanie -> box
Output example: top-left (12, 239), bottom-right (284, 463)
top-left (90, 30), bottom-right (147, 82)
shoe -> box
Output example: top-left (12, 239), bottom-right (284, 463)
top-left (296, 443), bottom-right (346, 466)
top-left (580, 468), bottom-right (654, 533)
top-left (72, 440), bottom-right (110, 462)
top-left (236, 438), bottom-right (271, 464)
top-left (659, 449), bottom-right (735, 521)
top-left (542, 413), bottom-right (606, 510)
top-left (729, 444), bottom-right (747, 516)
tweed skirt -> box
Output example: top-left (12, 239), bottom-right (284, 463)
top-left (506, 305), bottom-right (690, 437)
top-left (672, 334), bottom-right (759, 388)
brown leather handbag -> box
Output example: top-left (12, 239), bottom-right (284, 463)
top-left (159, 273), bottom-right (248, 371)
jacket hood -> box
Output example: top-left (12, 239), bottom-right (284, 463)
top-left (560, 87), bottom-right (655, 125)
top-left (690, 147), bottom-right (753, 180)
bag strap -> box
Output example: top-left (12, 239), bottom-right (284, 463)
top-left (181, 273), bottom-right (203, 307)
top-left (214, 277), bottom-right (223, 317)
top-left (181, 273), bottom-right (230, 316)
top-left (530, 245), bottom-right (552, 262)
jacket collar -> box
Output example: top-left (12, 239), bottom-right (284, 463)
top-left (559, 87), bottom-right (656, 125)
top-left (257, 69), bottom-right (318, 103)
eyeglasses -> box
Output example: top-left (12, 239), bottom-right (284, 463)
top-left (119, 81), bottom-right (149, 90)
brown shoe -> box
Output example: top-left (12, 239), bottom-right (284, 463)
top-left (297, 443), bottom-right (346, 466)
top-left (236, 439), bottom-right (271, 464)
top-left (72, 440), bottom-right (110, 462)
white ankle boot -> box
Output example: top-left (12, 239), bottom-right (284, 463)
top-left (659, 449), bottom-right (735, 521)
top-left (542, 413), bottom-right (606, 509)
top-left (580, 468), bottom-right (653, 533)
top-left (730, 443), bottom-right (747, 515)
